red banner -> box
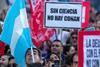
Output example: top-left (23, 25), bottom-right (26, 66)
top-left (29, 0), bottom-right (56, 47)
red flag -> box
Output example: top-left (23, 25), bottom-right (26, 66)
top-left (0, 41), bottom-right (5, 56)
top-left (29, 0), bottom-right (56, 47)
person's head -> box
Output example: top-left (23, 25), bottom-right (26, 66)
top-left (95, 21), bottom-right (100, 31)
top-left (71, 52), bottom-right (78, 67)
top-left (0, 55), bottom-right (9, 66)
top-left (51, 40), bottom-right (63, 55)
top-left (66, 45), bottom-right (76, 56)
top-left (70, 31), bottom-right (78, 46)
top-left (0, 8), bottom-right (7, 21)
top-left (25, 48), bottom-right (41, 66)
top-left (95, 11), bottom-right (100, 22)
top-left (48, 53), bottom-right (60, 67)
top-left (7, 56), bottom-right (18, 67)
top-left (95, 12), bottom-right (100, 31)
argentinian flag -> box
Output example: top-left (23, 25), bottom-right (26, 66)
top-left (0, 0), bottom-right (35, 66)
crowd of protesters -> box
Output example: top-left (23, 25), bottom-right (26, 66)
top-left (0, 0), bottom-right (100, 67)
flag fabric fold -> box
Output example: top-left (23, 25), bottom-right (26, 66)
top-left (29, 0), bottom-right (56, 47)
top-left (0, 0), bottom-right (35, 66)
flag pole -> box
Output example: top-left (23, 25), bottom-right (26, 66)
top-left (28, 0), bottom-right (35, 63)
top-left (31, 46), bottom-right (35, 63)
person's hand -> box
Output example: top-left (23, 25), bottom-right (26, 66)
top-left (50, 54), bottom-right (60, 62)
top-left (44, 61), bottom-right (54, 67)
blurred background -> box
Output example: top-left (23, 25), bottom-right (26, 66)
top-left (0, 0), bottom-right (100, 13)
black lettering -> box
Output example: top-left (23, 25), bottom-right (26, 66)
top-left (92, 39), bottom-right (100, 47)
top-left (99, 49), bottom-right (100, 57)
top-left (86, 49), bottom-right (93, 58)
top-left (86, 39), bottom-right (92, 47)
top-left (64, 16), bottom-right (79, 21)
top-left (86, 59), bottom-right (91, 67)
top-left (94, 49), bottom-right (98, 57)
top-left (55, 16), bottom-right (63, 21)
top-left (92, 59), bottom-right (99, 67)
top-left (50, 8), bottom-right (58, 13)
top-left (59, 9), bottom-right (77, 14)
top-left (48, 15), bottom-right (54, 20)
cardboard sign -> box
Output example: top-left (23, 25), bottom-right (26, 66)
top-left (45, 2), bottom-right (82, 28)
top-left (78, 31), bottom-right (100, 67)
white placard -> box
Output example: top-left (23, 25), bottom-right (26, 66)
top-left (84, 35), bottom-right (100, 67)
top-left (45, 2), bottom-right (82, 28)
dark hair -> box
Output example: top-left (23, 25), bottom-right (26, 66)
top-left (52, 39), bottom-right (63, 46)
top-left (28, 63), bottom-right (43, 67)
top-left (95, 11), bottom-right (100, 22)
top-left (71, 31), bottom-right (78, 37)
top-left (7, 64), bottom-right (18, 67)
top-left (25, 48), bottom-right (41, 61)
top-left (96, 11), bottom-right (100, 17)
top-left (4, 45), bottom-right (10, 55)
top-left (53, 39), bottom-right (62, 43)
top-left (8, 56), bottom-right (14, 61)
top-left (65, 55), bottom-right (72, 65)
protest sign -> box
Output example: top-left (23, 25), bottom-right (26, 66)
top-left (45, 2), bottom-right (82, 28)
top-left (78, 31), bottom-right (100, 67)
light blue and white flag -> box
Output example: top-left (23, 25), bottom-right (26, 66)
top-left (0, 0), bottom-right (35, 66)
